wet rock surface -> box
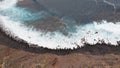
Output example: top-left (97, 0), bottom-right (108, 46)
top-left (0, 0), bottom-right (120, 67)
top-left (0, 25), bottom-right (120, 68)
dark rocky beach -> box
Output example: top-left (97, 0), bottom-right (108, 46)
top-left (0, 26), bottom-right (120, 68)
top-left (0, 0), bottom-right (120, 68)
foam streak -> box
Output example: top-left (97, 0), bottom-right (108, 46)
top-left (0, 0), bottom-right (120, 49)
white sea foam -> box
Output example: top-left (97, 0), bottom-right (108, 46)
top-left (0, 0), bottom-right (18, 10)
top-left (0, 16), bottom-right (120, 49)
top-left (0, 0), bottom-right (120, 49)
top-left (0, 16), bottom-right (79, 49)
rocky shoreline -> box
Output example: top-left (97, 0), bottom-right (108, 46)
top-left (0, 26), bottom-right (120, 54)
top-left (0, 28), bottom-right (120, 68)
top-left (0, 0), bottom-right (120, 67)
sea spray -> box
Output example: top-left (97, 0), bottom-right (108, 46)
top-left (0, 0), bottom-right (120, 49)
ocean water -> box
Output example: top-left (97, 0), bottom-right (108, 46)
top-left (0, 0), bottom-right (120, 49)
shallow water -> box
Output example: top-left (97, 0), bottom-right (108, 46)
top-left (0, 0), bottom-right (120, 49)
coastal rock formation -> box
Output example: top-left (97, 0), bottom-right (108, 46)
top-left (0, 0), bottom-right (120, 49)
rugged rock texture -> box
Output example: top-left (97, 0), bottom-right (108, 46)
top-left (0, 45), bottom-right (120, 68)
top-left (0, 0), bottom-right (120, 68)
top-left (0, 27), bottom-right (120, 68)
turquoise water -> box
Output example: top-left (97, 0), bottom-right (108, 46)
top-left (0, 6), bottom-right (49, 22)
top-left (0, 0), bottom-right (120, 49)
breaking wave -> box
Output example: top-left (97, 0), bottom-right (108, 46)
top-left (0, 0), bottom-right (120, 49)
